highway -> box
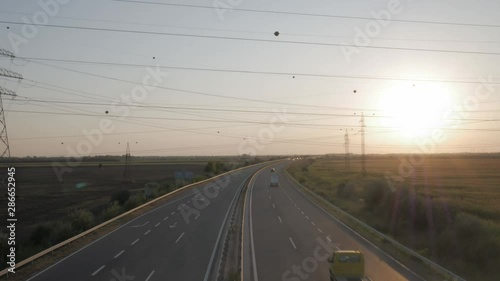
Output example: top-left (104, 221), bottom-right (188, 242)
top-left (243, 161), bottom-right (426, 281)
top-left (26, 164), bottom-right (265, 281)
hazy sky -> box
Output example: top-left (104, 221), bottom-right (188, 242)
top-left (1, 0), bottom-right (499, 157)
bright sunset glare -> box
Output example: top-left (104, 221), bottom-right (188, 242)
top-left (380, 83), bottom-right (453, 138)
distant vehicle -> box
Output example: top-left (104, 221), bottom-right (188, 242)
top-left (271, 168), bottom-right (276, 172)
top-left (328, 250), bottom-right (365, 281)
top-left (270, 175), bottom-right (279, 187)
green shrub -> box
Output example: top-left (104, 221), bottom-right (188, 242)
top-left (100, 201), bottom-right (124, 221)
top-left (124, 198), bottom-right (138, 211)
top-left (159, 183), bottom-right (172, 195)
top-left (204, 161), bottom-right (215, 174)
top-left (337, 182), bottom-right (358, 199)
top-left (111, 189), bottom-right (130, 206)
top-left (363, 180), bottom-right (391, 211)
top-left (50, 221), bottom-right (74, 244)
top-left (193, 175), bottom-right (206, 182)
top-left (0, 231), bottom-right (7, 264)
top-left (215, 161), bottom-right (225, 173)
top-left (124, 194), bottom-right (146, 211)
top-left (69, 209), bottom-right (95, 232)
top-left (436, 228), bottom-right (457, 259)
top-left (30, 224), bottom-right (52, 246)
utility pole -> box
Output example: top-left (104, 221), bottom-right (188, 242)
top-left (360, 113), bottom-right (367, 176)
top-left (123, 142), bottom-right (133, 182)
top-left (0, 48), bottom-right (23, 160)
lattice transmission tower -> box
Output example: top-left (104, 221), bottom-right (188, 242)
top-left (0, 48), bottom-right (23, 159)
top-left (360, 113), bottom-right (367, 176)
top-left (123, 142), bottom-right (133, 182)
top-left (343, 128), bottom-right (351, 172)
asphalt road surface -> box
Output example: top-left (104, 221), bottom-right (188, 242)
top-left (243, 161), bottom-right (426, 281)
top-left (27, 164), bottom-right (265, 281)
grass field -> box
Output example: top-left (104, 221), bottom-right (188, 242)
top-left (287, 154), bottom-right (500, 281)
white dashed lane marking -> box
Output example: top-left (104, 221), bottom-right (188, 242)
top-left (289, 237), bottom-right (297, 250)
top-left (145, 270), bottom-right (155, 281)
top-left (91, 265), bottom-right (105, 276)
top-left (175, 232), bottom-right (185, 243)
top-left (114, 250), bottom-right (124, 259)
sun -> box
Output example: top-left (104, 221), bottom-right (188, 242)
top-left (379, 83), bottom-right (452, 138)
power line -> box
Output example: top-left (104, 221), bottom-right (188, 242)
top-left (12, 97), bottom-right (500, 122)
top-left (2, 10), bottom-right (498, 44)
top-left (5, 60), bottom-right (500, 118)
top-left (6, 59), bottom-right (500, 117)
top-left (2, 20), bottom-right (500, 56)
top-left (7, 56), bottom-right (500, 86)
top-left (0, 75), bottom-right (344, 112)
top-left (11, 95), bottom-right (266, 139)
top-left (7, 109), bottom-right (500, 132)
top-left (5, 99), bottom-right (497, 153)
top-left (12, 61), bottom-right (355, 111)
top-left (5, 56), bottom-right (500, 116)
top-left (113, 0), bottom-right (500, 29)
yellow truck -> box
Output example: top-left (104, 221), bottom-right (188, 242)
top-left (328, 250), bottom-right (365, 281)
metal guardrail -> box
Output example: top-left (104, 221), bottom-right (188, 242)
top-left (0, 162), bottom-right (267, 278)
top-left (285, 170), bottom-right (466, 281)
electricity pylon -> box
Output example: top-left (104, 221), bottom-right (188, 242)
top-left (360, 113), bottom-right (367, 176)
top-left (0, 48), bottom-right (23, 159)
top-left (123, 142), bottom-right (133, 182)
top-left (343, 128), bottom-right (351, 172)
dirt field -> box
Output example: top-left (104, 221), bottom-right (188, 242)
top-left (0, 162), bottom-right (206, 242)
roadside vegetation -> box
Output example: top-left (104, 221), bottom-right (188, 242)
top-left (287, 155), bottom-right (500, 281)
